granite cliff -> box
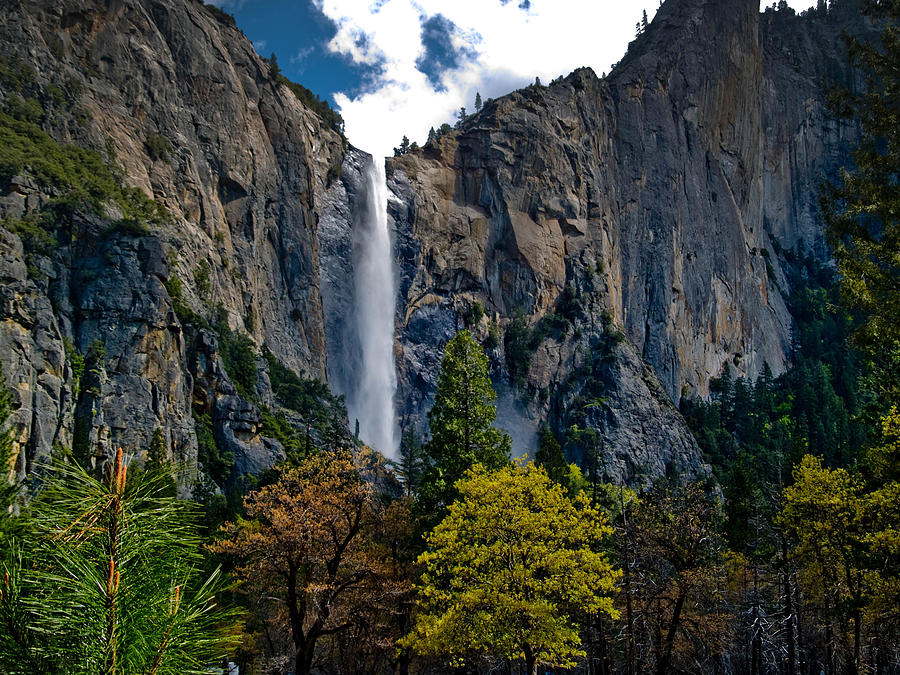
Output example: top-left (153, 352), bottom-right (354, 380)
top-left (0, 0), bottom-right (351, 485)
top-left (0, 0), bottom-right (873, 488)
top-left (386, 0), bottom-right (868, 476)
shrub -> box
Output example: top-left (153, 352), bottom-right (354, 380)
top-left (262, 346), bottom-right (348, 446)
top-left (194, 411), bottom-right (233, 487)
top-left (194, 260), bottom-right (211, 296)
top-left (504, 313), bottom-right (535, 384)
top-left (463, 300), bottom-right (485, 326)
top-left (276, 74), bottom-right (344, 133)
top-left (326, 163), bottom-right (342, 186)
top-left (0, 112), bottom-right (169, 229)
top-left (557, 283), bottom-right (582, 323)
top-left (217, 328), bottom-right (258, 397)
top-left (85, 339), bottom-right (106, 372)
top-left (203, 2), bottom-right (236, 26)
top-left (485, 321), bottom-right (501, 349)
top-left (259, 407), bottom-right (307, 461)
top-left (61, 336), bottom-right (84, 384)
top-left (105, 218), bottom-right (150, 238)
top-left (144, 132), bottom-right (172, 161)
top-left (163, 273), bottom-right (207, 327)
top-left (5, 95), bottom-right (43, 124)
top-left (0, 55), bottom-right (35, 94)
top-left (2, 213), bottom-right (56, 256)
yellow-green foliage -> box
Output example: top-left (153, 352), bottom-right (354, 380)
top-left (780, 452), bottom-right (900, 655)
top-left (780, 455), bottom-right (864, 597)
top-left (0, 112), bottom-right (167, 227)
top-left (402, 463), bottom-right (620, 670)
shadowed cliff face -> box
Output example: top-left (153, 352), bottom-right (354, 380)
top-left (387, 0), bottom-right (868, 479)
top-left (0, 0), bottom-right (347, 477)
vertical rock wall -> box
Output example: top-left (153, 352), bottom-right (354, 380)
top-left (387, 0), bottom-right (870, 478)
top-left (0, 0), bottom-right (345, 478)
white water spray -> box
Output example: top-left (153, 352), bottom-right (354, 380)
top-left (348, 159), bottom-right (398, 458)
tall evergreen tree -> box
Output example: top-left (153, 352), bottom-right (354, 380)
top-left (420, 330), bottom-right (511, 514)
top-left (535, 426), bottom-right (566, 485)
top-left (455, 107), bottom-right (467, 129)
top-left (822, 0), bottom-right (900, 402)
top-left (393, 430), bottom-right (426, 498)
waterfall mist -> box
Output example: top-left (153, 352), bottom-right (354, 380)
top-left (347, 158), bottom-right (399, 458)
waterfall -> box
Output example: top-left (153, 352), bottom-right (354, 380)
top-left (347, 158), bottom-right (398, 458)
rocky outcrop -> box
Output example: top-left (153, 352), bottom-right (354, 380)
top-left (760, 1), bottom-right (867, 257)
top-left (387, 0), bottom-right (870, 478)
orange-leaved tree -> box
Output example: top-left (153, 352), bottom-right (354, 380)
top-left (211, 449), bottom-right (410, 675)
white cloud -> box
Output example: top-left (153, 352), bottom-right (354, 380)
top-left (317, 0), bottom-right (817, 159)
top-left (290, 46), bottom-right (315, 67)
top-left (206, 0), bottom-right (246, 10)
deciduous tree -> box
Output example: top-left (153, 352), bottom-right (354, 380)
top-left (212, 450), bottom-right (409, 675)
top-left (629, 482), bottom-right (729, 674)
top-left (402, 463), bottom-right (620, 675)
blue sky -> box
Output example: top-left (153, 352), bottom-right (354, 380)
top-left (211, 0), bottom-right (817, 158)
top-left (209, 0), bottom-right (375, 101)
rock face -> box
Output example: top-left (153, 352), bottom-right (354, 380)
top-left (0, 0), bottom-right (347, 481)
top-left (0, 0), bottom-right (873, 487)
top-left (387, 0), bottom-right (870, 478)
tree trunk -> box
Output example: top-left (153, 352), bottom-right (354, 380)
top-left (657, 590), bottom-right (687, 675)
top-left (781, 536), bottom-right (797, 675)
top-left (286, 566), bottom-right (316, 675)
top-left (295, 645), bottom-right (316, 675)
top-left (620, 488), bottom-right (636, 675)
top-left (824, 591), bottom-right (834, 675)
top-left (524, 643), bottom-right (537, 675)
top-left (396, 652), bottom-right (410, 675)
top-left (751, 563), bottom-right (761, 675)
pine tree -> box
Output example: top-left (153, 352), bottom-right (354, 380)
top-left (0, 448), bottom-right (238, 672)
top-left (394, 135), bottom-right (411, 157)
top-left (268, 52), bottom-right (281, 80)
top-left (393, 431), bottom-right (425, 497)
top-left (535, 426), bottom-right (566, 485)
top-left (474, 91), bottom-right (482, 112)
top-left (454, 107), bottom-right (467, 129)
top-left (427, 126), bottom-right (436, 144)
top-left (419, 330), bottom-right (511, 514)
top-left (822, 0), bottom-right (900, 402)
